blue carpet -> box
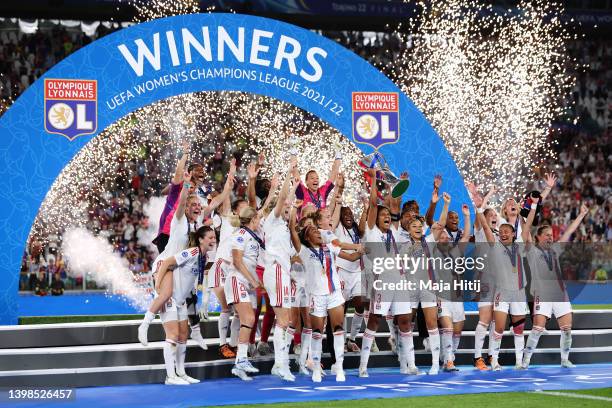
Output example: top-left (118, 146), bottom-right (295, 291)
top-left (3, 364), bottom-right (612, 408)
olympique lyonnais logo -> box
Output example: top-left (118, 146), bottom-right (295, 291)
top-left (44, 79), bottom-right (97, 141)
top-left (352, 92), bottom-right (399, 149)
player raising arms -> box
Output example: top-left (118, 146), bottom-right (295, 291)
top-left (430, 203), bottom-right (472, 372)
top-left (225, 206), bottom-right (264, 381)
top-left (262, 158), bottom-right (299, 381)
top-left (290, 204), bottom-right (364, 383)
top-left (154, 226), bottom-right (217, 385)
top-left (475, 188), bottom-right (536, 371)
top-left (138, 167), bottom-right (234, 346)
top-left (295, 152), bottom-right (341, 210)
top-left (359, 168), bottom-right (417, 378)
top-left (522, 202), bottom-right (589, 369)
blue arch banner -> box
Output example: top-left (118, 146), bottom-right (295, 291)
top-left (0, 13), bottom-right (469, 324)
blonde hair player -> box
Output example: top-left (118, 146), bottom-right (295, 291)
top-left (225, 206), bottom-right (264, 380)
top-left (154, 226), bottom-right (216, 385)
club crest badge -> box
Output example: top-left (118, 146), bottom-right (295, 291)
top-left (44, 79), bottom-right (97, 141)
top-left (352, 92), bottom-right (399, 149)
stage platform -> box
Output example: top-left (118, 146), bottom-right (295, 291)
top-left (1, 310), bottom-right (612, 388)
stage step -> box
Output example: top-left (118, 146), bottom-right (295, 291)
top-left (2, 310), bottom-right (610, 349)
top-left (1, 329), bottom-right (611, 372)
top-left (1, 347), bottom-right (611, 388)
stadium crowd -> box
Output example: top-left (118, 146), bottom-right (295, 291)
top-left (3, 23), bottom-right (608, 292)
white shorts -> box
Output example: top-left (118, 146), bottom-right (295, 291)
top-left (264, 261), bottom-right (291, 308)
top-left (340, 269), bottom-right (361, 301)
top-left (309, 290), bottom-right (344, 318)
top-left (208, 258), bottom-right (229, 288)
top-left (225, 273), bottom-right (257, 308)
top-left (479, 281), bottom-right (494, 303)
top-left (370, 291), bottom-right (412, 316)
top-left (363, 272), bottom-right (373, 300)
top-left (438, 301), bottom-right (466, 323)
top-left (410, 288), bottom-right (437, 309)
top-left (291, 279), bottom-right (308, 308)
top-left (159, 297), bottom-right (188, 323)
top-left (493, 289), bottom-right (528, 315)
top-left (534, 299), bottom-right (572, 319)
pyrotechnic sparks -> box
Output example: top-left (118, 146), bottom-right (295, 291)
top-left (129, 0), bottom-right (200, 22)
top-left (383, 0), bottom-right (574, 199)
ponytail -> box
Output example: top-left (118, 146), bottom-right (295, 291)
top-left (230, 206), bottom-right (258, 228)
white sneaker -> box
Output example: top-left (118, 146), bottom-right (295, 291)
top-left (299, 363), bottom-right (311, 376)
top-left (236, 359), bottom-right (259, 374)
top-left (514, 363), bottom-right (526, 370)
top-left (407, 365), bottom-right (421, 375)
top-left (561, 359), bottom-right (575, 368)
top-left (359, 366), bottom-right (369, 378)
top-left (280, 368), bottom-right (296, 382)
top-left (428, 366), bottom-right (439, 375)
top-left (312, 369), bottom-right (322, 383)
top-left (423, 337), bottom-right (430, 352)
top-left (138, 322), bottom-right (149, 347)
top-left (231, 366), bottom-right (252, 381)
top-left (271, 364), bottom-right (282, 376)
top-left (165, 375), bottom-right (190, 385)
top-left (388, 336), bottom-right (397, 355)
top-left (336, 368), bottom-right (346, 382)
top-left (190, 330), bottom-right (208, 350)
top-left (522, 355), bottom-right (531, 369)
top-left (178, 373), bottom-right (200, 384)
top-left (330, 362), bottom-right (339, 375)
top-left (492, 361), bottom-right (502, 371)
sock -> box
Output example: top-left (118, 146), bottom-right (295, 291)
top-left (333, 330), bottom-right (345, 366)
top-left (360, 329), bottom-right (376, 367)
top-left (524, 325), bottom-right (544, 365)
top-left (487, 320), bottom-right (496, 356)
top-left (144, 310), bottom-right (155, 324)
top-left (294, 330), bottom-right (301, 345)
top-left (350, 312), bottom-right (364, 341)
top-left (428, 329), bottom-right (440, 370)
top-left (163, 339), bottom-right (177, 378)
top-left (218, 311), bottom-right (230, 344)
top-left (441, 328), bottom-right (453, 364)
top-left (261, 307), bottom-right (275, 343)
top-left (491, 330), bottom-right (503, 363)
top-left (229, 315), bottom-right (240, 347)
top-left (175, 341), bottom-right (187, 376)
top-left (236, 342), bottom-right (248, 362)
top-left (385, 314), bottom-right (395, 337)
top-left (300, 328), bottom-right (312, 367)
top-left (285, 326), bottom-right (296, 350)
top-left (399, 329), bottom-right (415, 368)
top-left (311, 331), bottom-right (323, 367)
top-left (452, 334), bottom-right (461, 362)
top-left (364, 310), bottom-right (370, 326)
top-left (560, 325), bottom-right (572, 361)
top-left (273, 324), bottom-right (286, 366)
top-left (474, 321), bottom-right (488, 358)
top-left (512, 323), bottom-right (525, 364)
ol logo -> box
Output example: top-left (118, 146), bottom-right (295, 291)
top-left (352, 92), bottom-right (399, 149)
top-left (44, 79), bottom-right (97, 141)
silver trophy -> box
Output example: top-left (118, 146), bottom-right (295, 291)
top-left (287, 134), bottom-right (299, 156)
top-left (358, 151), bottom-right (409, 198)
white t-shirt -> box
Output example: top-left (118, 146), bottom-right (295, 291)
top-left (160, 215), bottom-right (199, 260)
top-left (320, 229), bottom-right (338, 244)
top-left (263, 213), bottom-right (295, 272)
top-left (334, 224), bottom-right (363, 273)
top-left (290, 260), bottom-right (306, 285)
top-left (214, 216), bottom-right (237, 262)
top-left (403, 233), bottom-right (436, 282)
top-left (299, 243), bottom-right (342, 296)
top-left (526, 244), bottom-right (566, 299)
top-left (392, 224), bottom-right (412, 244)
top-left (172, 247), bottom-right (203, 304)
top-left (228, 227), bottom-right (263, 277)
top-left (490, 239), bottom-right (527, 291)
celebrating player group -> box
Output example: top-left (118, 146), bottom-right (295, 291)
top-left (136, 142), bottom-right (588, 385)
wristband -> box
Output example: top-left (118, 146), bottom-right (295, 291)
top-left (477, 208), bottom-right (485, 214)
top-left (335, 151), bottom-right (343, 160)
top-left (183, 182), bottom-right (192, 189)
